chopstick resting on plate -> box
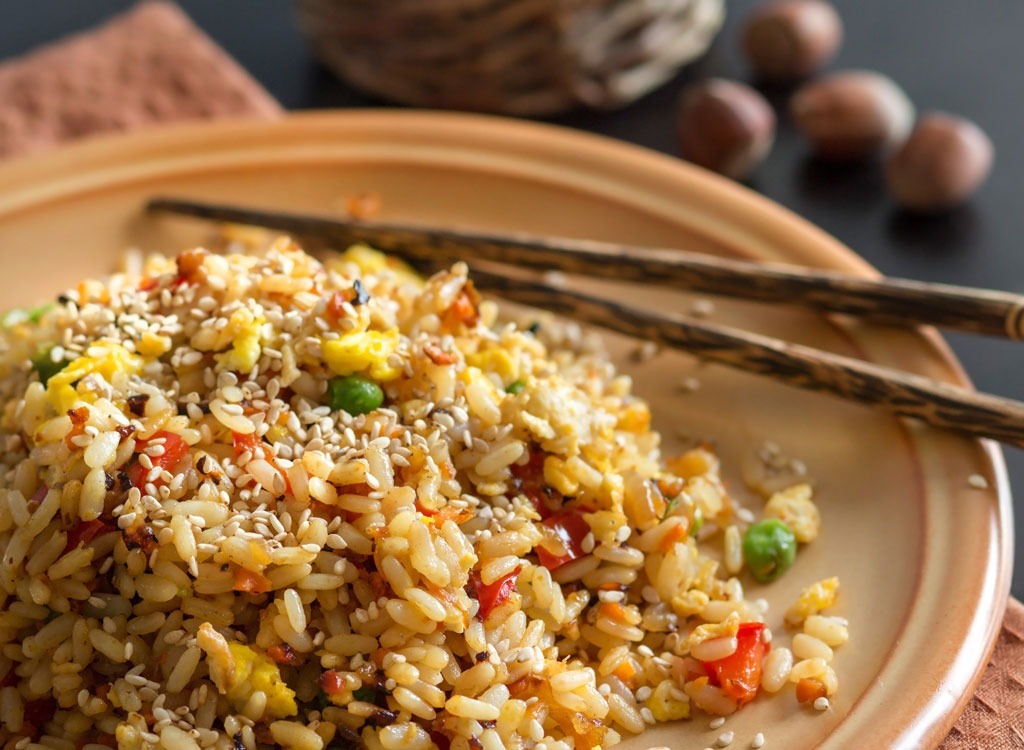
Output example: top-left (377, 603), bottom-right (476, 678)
top-left (147, 197), bottom-right (1024, 449)
top-left (149, 197), bottom-right (1024, 340)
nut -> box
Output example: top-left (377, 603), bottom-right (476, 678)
top-left (789, 70), bottom-right (914, 160)
top-left (885, 113), bottom-right (994, 212)
top-left (677, 79), bottom-right (776, 181)
top-left (742, 0), bottom-right (843, 82)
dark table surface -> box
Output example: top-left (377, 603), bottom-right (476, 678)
top-left (5, 0), bottom-right (1023, 600)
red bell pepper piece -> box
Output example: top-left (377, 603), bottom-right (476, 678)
top-left (63, 519), bottom-right (116, 554)
top-left (232, 431), bottom-right (263, 456)
top-left (127, 431), bottom-right (189, 488)
top-left (701, 622), bottom-right (769, 706)
top-left (511, 450), bottom-right (557, 519)
top-left (319, 669), bottom-right (345, 695)
top-left (536, 510), bottom-right (591, 570)
top-left (472, 566), bottom-right (522, 620)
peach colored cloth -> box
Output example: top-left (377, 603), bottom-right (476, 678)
top-left (0, 0), bottom-right (280, 158)
top-left (0, 3), bottom-right (1019, 748)
top-left (941, 597), bottom-right (1024, 750)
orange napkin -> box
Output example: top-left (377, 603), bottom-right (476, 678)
top-left (0, 0), bottom-right (280, 158)
top-left (940, 597), bottom-right (1024, 750)
top-left (0, 2), bottom-right (1019, 748)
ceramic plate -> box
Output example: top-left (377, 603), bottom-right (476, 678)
top-left (0, 111), bottom-right (1012, 749)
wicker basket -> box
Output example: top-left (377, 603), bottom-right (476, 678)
top-left (295, 0), bottom-right (725, 116)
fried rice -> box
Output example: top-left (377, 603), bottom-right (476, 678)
top-left (0, 238), bottom-right (847, 750)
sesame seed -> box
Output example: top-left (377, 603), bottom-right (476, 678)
top-left (709, 717), bottom-right (726, 730)
top-left (751, 733), bottom-right (765, 749)
top-left (968, 473), bottom-right (989, 489)
top-left (716, 731), bottom-right (734, 747)
top-left (814, 697), bottom-right (830, 711)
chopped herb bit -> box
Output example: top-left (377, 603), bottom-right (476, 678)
top-left (506, 379), bottom-right (526, 395)
top-left (352, 686), bottom-right (378, 703)
top-left (314, 690), bottom-right (330, 711)
top-left (28, 302), bottom-right (56, 323)
top-left (690, 507), bottom-right (704, 535)
top-left (31, 348), bottom-right (64, 385)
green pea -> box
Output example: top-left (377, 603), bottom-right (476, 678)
top-left (505, 379), bottom-right (526, 395)
top-left (31, 347), bottom-right (65, 385)
top-left (742, 518), bottom-right (797, 583)
top-left (327, 375), bottom-right (384, 416)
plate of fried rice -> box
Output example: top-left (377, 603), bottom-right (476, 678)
top-left (0, 112), bottom-right (1011, 750)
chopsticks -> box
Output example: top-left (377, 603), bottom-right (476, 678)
top-left (149, 198), bottom-right (1024, 340)
top-left (147, 197), bottom-right (1024, 449)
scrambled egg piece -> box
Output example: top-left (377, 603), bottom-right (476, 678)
top-left (765, 483), bottom-right (820, 543)
top-left (216, 308), bottom-right (263, 374)
top-left (333, 245), bottom-right (420, 285)
top-left (46, 342), bottom-right (143, 411)
top-left (683, 611), bottom-right (740, 652)
top-left (466, 348), bottom-right (518, 384)
top-left (645, 679), bottom-right (691, 722)
top-left (225, 642), bottom-right (297, 719)
top-left (785, 576), bottom-right (839, 627)
top-left (323, 329), bottom-right (401, 381)
top-left (198, 623), bottom-right (296, 720)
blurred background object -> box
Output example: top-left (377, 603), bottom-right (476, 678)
top-left (294, 0), bottom-right (724, 115)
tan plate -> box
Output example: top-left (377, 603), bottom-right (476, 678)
top-left (0, 111), bottom-right (1012, 749)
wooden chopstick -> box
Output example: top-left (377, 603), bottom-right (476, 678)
top-left (149, 197), bottom-right (1024, 340)
top-left (470, 269), bottom-right (1024, 449)
top-left (147, 196), bottom-right (1024, 449)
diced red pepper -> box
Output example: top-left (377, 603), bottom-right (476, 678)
top-left (233, 567), bottom-right (272, 594)
top-left (658, 519), bottom-right (691, 554)
top-left (795, 677), bottom-right (828, 703)
top-left (429, 731), bottom-right (452, 750)
top-left (535, 510), bottom-right (591, 571)
top-left (22, 697), bottom-right (57, 729)
top-left (267, 643), bottom-right (302, 666)
top-left (441, 287), bottom-right (480, 330)
top-left (127, 431), bottom-right (189, 488)
top-left (319, 669), bottom-right (345, 695)
top-left (701, 622), bottom-right (769, 707)
top-left (232, 431), bottom-right (263, 457)
top-left (511, 450), bottom-right (559, 519)
top-left (64, 519), bottom-right (116, 554)
top-left (325, 291), bottom-right (348, 321)
top-left (472, 566), bottom-right (522, 620)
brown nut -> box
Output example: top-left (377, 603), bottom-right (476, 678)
top-left (789, 70), bottom-right (914, 160)
top-left (741, 0), bottom-right (843, 82)
top-left (885, 113), bottom-right (993, 212)
top-left (677, 79), bottom-right (776, 181)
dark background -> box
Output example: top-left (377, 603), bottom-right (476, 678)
top-left (3, 1), bottom-right (1022, 599)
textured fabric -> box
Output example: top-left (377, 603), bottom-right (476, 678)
top-left (0, 0), bottom-right (280, 158)
top-left (941, 597), bottom-right (1024, 750)
top-left (0, 4), bottom-right (1019, 748)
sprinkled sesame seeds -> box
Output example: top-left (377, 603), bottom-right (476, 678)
top-left (751, 732), bottom-right (765, 748)
top-left (716, 730), bottom-right (735, 747)
top-left (968, 473), bottom-right (989, 489)
top-left (709, 717), bottom-right (726, 730)
top-left (814, 697), bottom-right (830, 711)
